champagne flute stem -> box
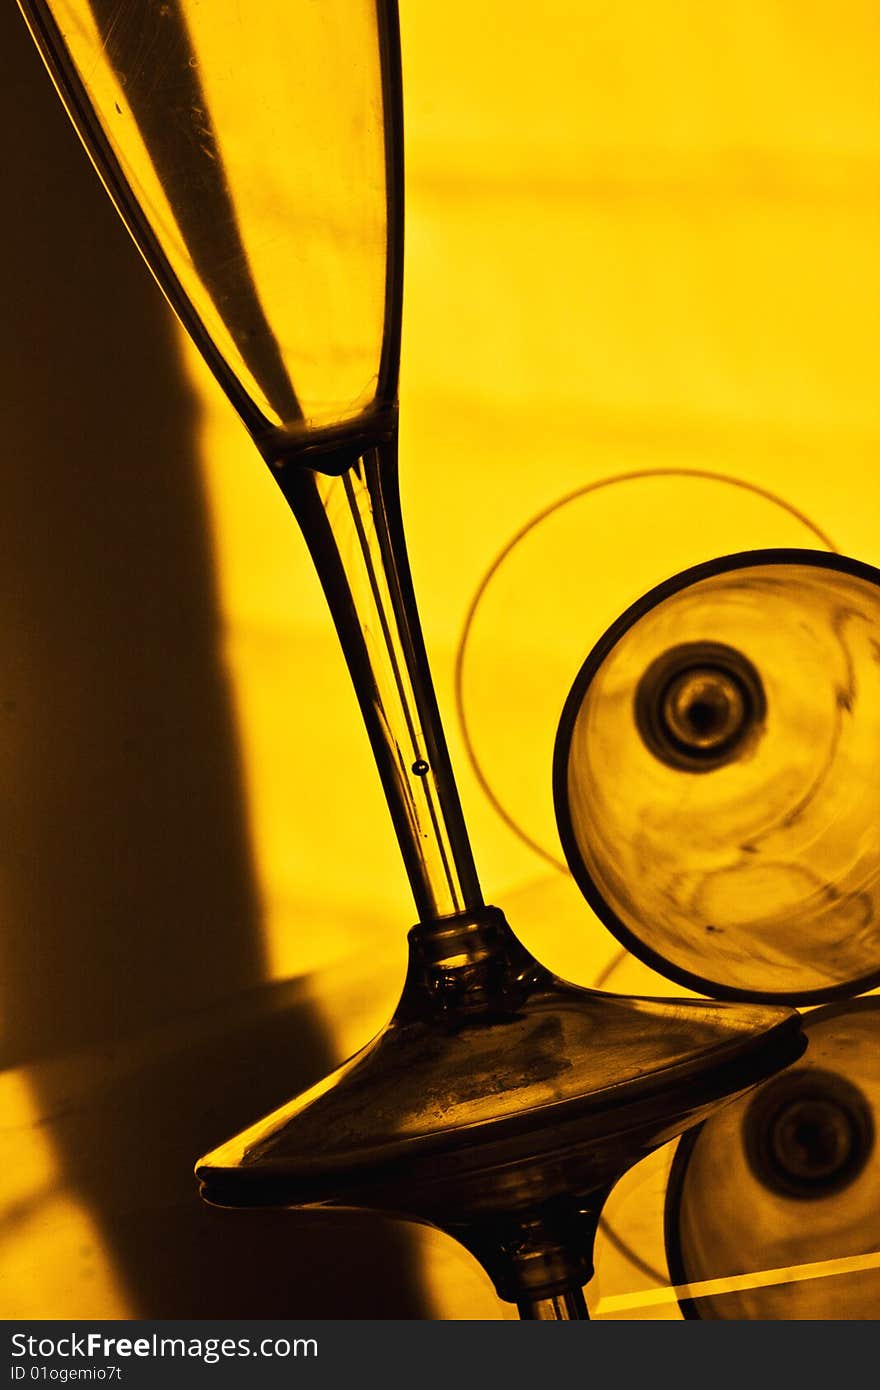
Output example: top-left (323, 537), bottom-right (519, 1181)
top-left (517, 1291), bottom-right (590, 1320)
top-left (277, 438), bottom-right (483, 923)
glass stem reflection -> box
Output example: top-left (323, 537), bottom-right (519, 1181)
top-left (277, 437), bottom-right (483, 922)
top-left (518, 1290), bottom-right (590, 1320)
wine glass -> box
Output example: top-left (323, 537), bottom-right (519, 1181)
top-left (17, 0), bottom-right (804, 1318)
top-left (665, 997), bottom-right (880, 1318)
top-left (554, 549), bottom-right (880, 1003)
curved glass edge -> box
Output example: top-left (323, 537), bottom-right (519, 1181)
top-left (552, 548), bottom-right (880, 1006)
top-left (663, 996), bottom-right (880, 1320)
top-left (15, 0), bottom-right (405, 476)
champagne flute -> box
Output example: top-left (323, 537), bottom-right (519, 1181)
top-left (17, 0), bottom-right (804, 1318)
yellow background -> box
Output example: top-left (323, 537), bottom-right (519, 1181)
top-left (1, 1), bottom-right (878, 1318)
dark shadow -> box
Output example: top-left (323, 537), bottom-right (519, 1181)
top-left (0, 7), bottom-right (428, 1318)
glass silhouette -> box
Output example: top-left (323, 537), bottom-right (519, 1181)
top-left (17, 0), bottom-right (805, 1318)
top-left (555, 550), bottom-right (880, 1004)
top-left (456, 471), bottom-right (832, 871)
top-left (665, 998), bottom-right (880, 1318)
top-left (26, 0), bottom-right (396, 449)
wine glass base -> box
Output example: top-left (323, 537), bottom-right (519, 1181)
top-left (196, 908), bottom-right (805, 1310)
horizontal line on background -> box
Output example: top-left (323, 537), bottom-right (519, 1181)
top-left (594, 1248), bottom-right (880, 1315)
top-left (400, 386), bottom-right (880, 453)
top-left (406, 153), bottom-right (880, 207)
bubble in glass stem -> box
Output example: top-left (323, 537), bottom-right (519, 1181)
top-left (411, 759), bottom-right (430, 777)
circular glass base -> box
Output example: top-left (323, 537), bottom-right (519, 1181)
top-left (197, 910), bottom-right (804, 1304)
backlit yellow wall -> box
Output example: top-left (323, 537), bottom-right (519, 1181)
top-left (2, 1), bottom-right (878, 1319)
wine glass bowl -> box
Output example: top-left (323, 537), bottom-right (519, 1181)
top-left (664, 998), bottom-right (880, 1319)
top-left (554, 549), bottom-right (880, 1004)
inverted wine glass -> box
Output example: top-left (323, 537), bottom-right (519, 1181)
top-left (17, 0), bottom-right (805, 1318)
top-left (554, 549), bottom-right (880, 1003)
top-left (665, 997), bottom-right (880, 1318)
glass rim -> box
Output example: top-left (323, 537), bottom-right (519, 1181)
top-left (663, 994), bottom-right (880, 1319)
top-left (552, 546), bottom-right (880, 1006)
top-left (16, 0), bottom-right (406, 474)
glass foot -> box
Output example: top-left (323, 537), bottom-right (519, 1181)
top-left (197, 908), bottom-right (804, 1309)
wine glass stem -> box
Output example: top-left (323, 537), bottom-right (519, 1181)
top-left (278, 437), bottom-right (483, 923)
top-left (517, 1290), bottom-right (589, 1320)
